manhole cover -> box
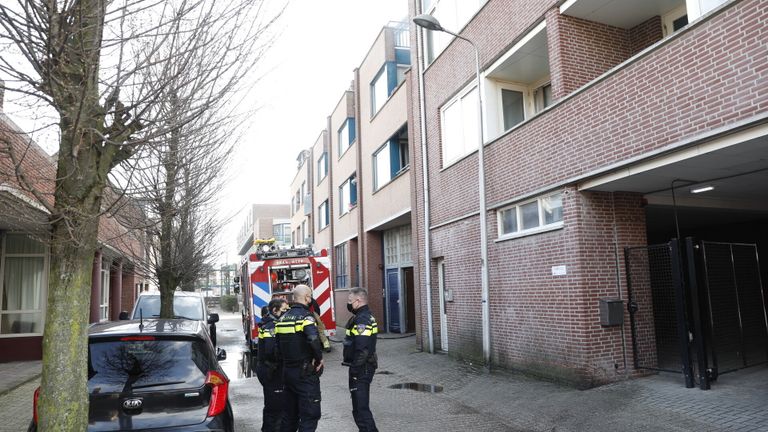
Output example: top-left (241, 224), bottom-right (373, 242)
top-left (388, 383), bottom-right (443, 393)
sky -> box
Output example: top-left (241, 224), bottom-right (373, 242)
top-left (217, 0), bottom-right (410, 264)
top-left (1, 0), bottom-right (410, 266)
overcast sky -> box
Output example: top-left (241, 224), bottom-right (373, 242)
top-left (1, 0), bottom-right (409, 265)
top-left (218, 0), bottom-right (409, 263)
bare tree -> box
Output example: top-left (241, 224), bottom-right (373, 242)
top-left (0, 0), bottom-right (279, 429)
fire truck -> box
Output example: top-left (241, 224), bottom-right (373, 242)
top-left (239, 239), bottom-right (336, 352)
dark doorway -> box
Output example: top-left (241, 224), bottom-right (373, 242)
top-left (403, 267), bottom-right (415, 333)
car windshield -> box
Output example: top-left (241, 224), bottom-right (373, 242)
top-left (88, 338), bottom-right (211, 393)
top-left (132, 296), bottom-right (204, 320)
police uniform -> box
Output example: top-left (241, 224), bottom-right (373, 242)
top-left (275, 303), bottom-right (323, 432)
top-left (343, 304), bottom-right (379, 432)
top-left (256, 312), bottom-right (283, 432)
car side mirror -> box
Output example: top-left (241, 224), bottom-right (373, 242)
top-left (118, 311), bottom-right (130, 320)
top-left (216, 348), bottom-right (227, 361)
top-left (208, 313), bottom-right (219, 324)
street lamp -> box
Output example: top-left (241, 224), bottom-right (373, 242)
top-left (413, 14), bottom-right (491, 367)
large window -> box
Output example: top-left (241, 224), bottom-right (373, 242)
top-left (338, 174), bottom-right (358, 216)
top-left (373, 127), bottom-right (409, 190)
top-left (0, 234), bottom-right (47, 335)
top-left (335, 243), bottom-right (349, 289)
top-left (440, 84), bottom-right (479, 166)
top-left (422, 0), bottom-right (488, 64)
top-left (497, 192), bottom-right (563, 238)
top-left (484, 21), bottom-right (551, 139)
top-left (318, 200), bottom-right (330, 230)
top-left (272, 222), bottom-right (291, 245)
top-left (317, 152), bottom-right (328, 184)
top-left (371, 66), bottom-right (390, 116)
top-left (100, 259), bottom-right (110, 321)
top-left (338, 118), bottom-right (356, 156)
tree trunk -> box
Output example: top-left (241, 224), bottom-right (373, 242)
top-left (39, 219), bottom-right (100, 431)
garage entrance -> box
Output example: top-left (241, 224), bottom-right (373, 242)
top-left (625, 237), bottom-right (768, 389)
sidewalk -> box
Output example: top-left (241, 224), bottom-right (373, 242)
top-left (232, 335), bottom-right (768, 431)
top-left (0, 360), bottom-right (41, 396)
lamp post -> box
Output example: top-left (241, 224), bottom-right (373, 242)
top-left (413, 14), bottom-right (491, 367)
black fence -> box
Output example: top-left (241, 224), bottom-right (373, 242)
top-left (625, 238), bottom-right (768, 389)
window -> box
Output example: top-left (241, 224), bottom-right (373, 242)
top-left (100, 259), bottom-right (110, 321)
top-left (441, 84), bottom-right (479, 166)
top-left (301, 220), bottom-right (307, 243)
top-left (318, 200), bottom-right (329, 230)
top-left (373, 127), bottom-right (409, 190)
top-left (338, 118), bottom-right (356, 156)
top-left (534, 83), bottom-right (552, 113)
top-left (497, 192), bottom-right (563, 238)
top-left (338, 174), bottom-right (358, 216)
top-left (0, 234), bottom-right (47, 335)
top-left (317, 152), bottom-right (328, 184)
top-left (273, 222), bottom-right (290, 245)
top-left (484, 21), bottom-right (551, 138)
top-left (371, 66), bottom-right (389, 115)
top-left (663, 4), bottom-right (688, 36)
top-left (335, 243), bottom-right (349, 289)
top-left (422, 0), bottom-right (488, 64)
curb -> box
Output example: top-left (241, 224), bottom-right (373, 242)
top-left (0, 373), bottom-right (41, 398)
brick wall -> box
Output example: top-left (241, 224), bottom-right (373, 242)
top-left (408, 0), bottom-right (766, 385)
top-left (363, 231), bottom-right (385, 323)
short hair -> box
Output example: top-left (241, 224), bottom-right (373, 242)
top-left (349, 287), bottom-right (368, 302)
top-left (260, 306), bottom-right (269, 318)
top-left (268, 298), bottom-right (287, 313)
top-left (293, 284), bottom-right (312, 300)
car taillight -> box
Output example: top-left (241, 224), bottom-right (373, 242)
top-left (205, 371), bottom-right (229, 417)
top-left (33, 386), bottom-right (40, 424)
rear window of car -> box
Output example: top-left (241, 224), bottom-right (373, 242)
top-left (132, 296), bottom-right (204, 320)
top-left (88, 338), bottom-right (212, 393)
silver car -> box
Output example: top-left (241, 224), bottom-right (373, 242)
top-left (125, 291), bottom-right (219, 346)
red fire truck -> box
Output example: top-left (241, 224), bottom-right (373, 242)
top-left (239, 239), bottom-right (336, 352)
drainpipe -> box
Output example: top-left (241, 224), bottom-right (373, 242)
top-left (414, 0), bottom-right (434, 354)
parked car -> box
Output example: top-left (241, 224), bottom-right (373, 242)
top-left (29, 319), bottom-right (232, 431)
top-left (124, 291), bottom-right (219, 346)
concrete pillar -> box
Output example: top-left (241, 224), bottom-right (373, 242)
top-left (110, 259), bottom-right (123, 321)
top-left (89, 250), bottom-right (102, 323)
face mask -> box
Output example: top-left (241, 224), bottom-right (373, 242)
top-left (346, 302), bottom-right (355, 313)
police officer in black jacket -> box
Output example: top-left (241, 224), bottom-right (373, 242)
top-left (275, 284), bottom-right (324, 432)
top-left (256, 299), bottom-right (289, 432)
top-left (343, 287), bottom-right (379, 432)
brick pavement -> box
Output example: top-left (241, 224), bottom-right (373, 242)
top-left (2, 322), bottom-right (766, 431)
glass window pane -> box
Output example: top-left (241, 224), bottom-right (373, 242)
top-left (502, 89), bottom-right (525, 130)
top-left (1, 312), bottom-right (43, 334)
top-left (500, 208), bottom-right (517, 234)
top-left (375, 144), bottom-right (391, 189)
top-left (88, 339), bottom-right (210, 393)
top-left (521, 201), bottom-right (540, 230)
top-left (131, 296), bottom-right (204, 320)
top-left (2, 256), bottom-right (44, 310)
top-left (543, 193), bottom-right (563, 225)
top-left (442, 100), bottom-right (462, 163)
top-left (372, 68), bottom-right (389, 115)
top-left (5, 234), bottom-right (46, 254)
top-left (339, 122), bottom-right (350, 152)
top-left (461, 87), bottom-right (479, 155)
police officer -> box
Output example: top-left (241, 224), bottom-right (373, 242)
top-left (256, 299), bottom-right (289, 432)
top-left (275, 284), bottom-right (324, 432)
top-left (343, 287), bottom-right (379, 432)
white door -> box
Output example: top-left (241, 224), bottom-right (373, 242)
top-left (437, 259), bottom-right (448, 352)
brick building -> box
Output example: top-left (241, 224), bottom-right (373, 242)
top-left (0, 82), bottom-right (150, 361)
top-left (408, 0), bottom-right (768, 387)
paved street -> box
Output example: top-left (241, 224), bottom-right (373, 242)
top-left (2, 309), bottom-right (767, 431)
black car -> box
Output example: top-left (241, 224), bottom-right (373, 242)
top-left (29, 319), bottom-right (233, 431)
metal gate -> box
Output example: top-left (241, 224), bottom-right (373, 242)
top-left (625, 238), bottom-right (768, 389)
